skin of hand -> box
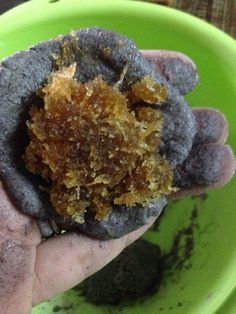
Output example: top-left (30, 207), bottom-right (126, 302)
top-left (0, 51), bottom-right (235, 314)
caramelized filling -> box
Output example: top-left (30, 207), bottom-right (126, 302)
top-left (23, 65), bottom-right (175, 223)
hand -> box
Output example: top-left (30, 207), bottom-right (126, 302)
top-left (0, 51), bottom-right (235, 314)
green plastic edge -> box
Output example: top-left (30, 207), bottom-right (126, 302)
top-left (0, 1), bottom-right (235, 313)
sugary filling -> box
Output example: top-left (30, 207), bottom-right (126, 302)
top-left (23, 65), bottom-right (175, 223)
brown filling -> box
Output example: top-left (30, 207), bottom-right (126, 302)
top-left (23, 65), bottom-right (175, 223)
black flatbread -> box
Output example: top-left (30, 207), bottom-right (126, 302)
top-left (0, 27), bottom-right (196, 239)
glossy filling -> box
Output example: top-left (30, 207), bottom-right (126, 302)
top-left (23, 65), bottom-right (175, 223)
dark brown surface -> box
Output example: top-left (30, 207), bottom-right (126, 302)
top-left (145, 0), bottom-right (236, 38)
top-left (78, 239), bottom-right (162, 304)
top-left (0, 0), bottom-right (28, 14)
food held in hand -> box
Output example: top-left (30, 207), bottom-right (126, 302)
top-left (0, 28), bottom-right (196, 239)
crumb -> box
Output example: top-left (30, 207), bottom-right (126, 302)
top-left (99, 241), bottom-right (109, 249)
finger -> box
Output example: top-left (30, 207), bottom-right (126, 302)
top-left (32, 218), bottom-right (156, 305)
top-left (171, 144), bottom-right (235, 200)
top-left (193, 107), bottom-right (229, 145)
top-left (0, 182), bottom-right (40, 314)
top-left (141, 50), bottom-right (198, 94)
top-left (0, 181), bottom-right (41, 245)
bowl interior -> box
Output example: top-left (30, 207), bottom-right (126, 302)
top-left (0, 1), bottom-right (235, 314)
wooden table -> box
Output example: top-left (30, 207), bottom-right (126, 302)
top-left (0, 0), bottom-right (235, 38)
top-left (146, 0), bottom-right (236, 38)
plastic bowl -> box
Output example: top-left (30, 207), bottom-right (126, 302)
top-left (0, 1), bottom-right (235, 313)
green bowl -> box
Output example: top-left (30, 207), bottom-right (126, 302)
top-left (0, 1), bottom-right (235, 313)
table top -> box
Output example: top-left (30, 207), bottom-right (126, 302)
top-left (147, 0), bottom-right (236, 38)
top-left (0, 0), bottom-right (235, 38)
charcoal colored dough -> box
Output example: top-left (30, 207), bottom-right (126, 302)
top-left (61, 197), bottom-right (167, 240)
top-left (0, 27), bottom-right (196, 239)
top-left (79, 239), bottom-right (162, 304)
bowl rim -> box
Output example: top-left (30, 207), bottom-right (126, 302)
top-left (0, 0), bottom-right (235, 50)
top-left (0, 1), bottom-right (235, 314)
